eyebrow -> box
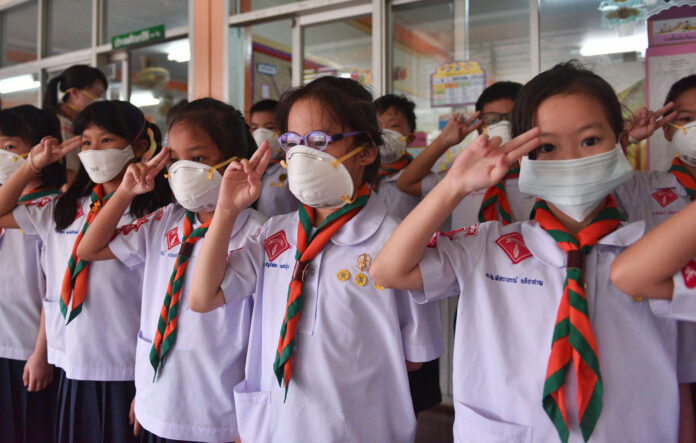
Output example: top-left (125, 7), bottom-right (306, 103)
top-left (540, 122), bottom-right (604, 137)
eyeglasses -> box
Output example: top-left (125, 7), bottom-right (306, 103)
top-left (278, 130), bottom-right (363, 151)
top-left (480, 112), bottom-right (512, 127)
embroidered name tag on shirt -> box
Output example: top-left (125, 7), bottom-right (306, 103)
top-left (682, 259), bottom-right (696, 289)
top-left (265, 230), bottom-right (290, 262)
top-left (495, 232), bottom-right (532, 264)
top-left (652, 189), bottom-right (679, 208)
top-left (166, 227), bottom-right (181, 250)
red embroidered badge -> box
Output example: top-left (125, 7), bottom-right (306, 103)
top-left (427, 224), bottom-right (478, 248)
top-left (682, 260), bottom-right (696, 289)
top-left (265, 231), bottom-right (290, 262)
top-left (495, 232), bottom-right (532, 264)
top-left (652, 189), bottom-right (679, 208)
top-left (166, 227), bottom-right (181, 250)
top-left (74, 202), bottom-right (84, 221)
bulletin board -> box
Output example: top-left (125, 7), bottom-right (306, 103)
top-left (430, 61), bottom-right (486, 108)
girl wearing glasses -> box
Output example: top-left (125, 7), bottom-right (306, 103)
top-left (187, 76), bottom-right (443, 442)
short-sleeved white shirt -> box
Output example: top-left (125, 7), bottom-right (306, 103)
top-left (257, 162), bottom-right (300, 217)
top-left (418, 220), bottom-right (696, 442)
top-left (375, 170), bottom-right (422, 220)
top-left (109, 204), bottom-right (266, 442)
top-left (220, 195), bottom-right (443, 442)
top-left (0, 224), bottom-right (45, 361)
top-left (13, 195), bottom-right (143, 380)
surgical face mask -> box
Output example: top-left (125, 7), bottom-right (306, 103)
top-left (671, 121), bottom-right (696, 166)
top-left (285, 144), bottom-right (364, 208)
top-left (167, 159), bottom-right (236, 213)
top-left (78, 145), bottom-right (134, 183)
top-left (0, 150), bottom-right (27, 184)
top-left (252, 128), bottom-right (282, 159)
top-left (519, 145), bottom-right (633, 222)
top-left (484, 120), bottom-right (512, 146)
top-left (379, 129), bottom-right (407, 163)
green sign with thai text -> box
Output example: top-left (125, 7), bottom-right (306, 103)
top-left (111, 25), bottom-right (165, 49)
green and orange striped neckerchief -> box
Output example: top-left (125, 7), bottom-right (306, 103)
top-left (532, 196), bottom-right (625, 442)
top-left (378, 154), bottom-right (413, 180)
top-left (668, 156), bottom-right (696, 199)
top-left (60, 185), bottom-right (114, 324)
top-left (150, 210), bottom-right (211, 378)
top-left (273, 183), bottom-right (370, 399)
top-left (17, 187), bottom-right (61, 203)
top-left (478, 166), bottom-right (519, 225)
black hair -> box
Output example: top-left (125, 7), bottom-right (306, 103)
top-left (374, 94), bottom-right (417, 133)
top-left (249, 99), bottom-right (278, 117)
top-left (168, 98), bottom-right (256, 163)
top-left (165, 99), bottom-right (189, 130)
top-left (664, 75), bottom-right (696, 106)
top-left (276, 76), bottom-right (382, 186)
top-left (42, 65), bottom-right (108, 113)
top-left (511, 61), bottom-right (623, 158)
top-left (0, 105), bottom-right (66, 190)
top-left (54, 100), bottom-right (171, 230)
top-left (475, 81), bottom-right (523, 112)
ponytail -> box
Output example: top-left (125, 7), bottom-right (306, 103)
top-left (42, 75), bottom-right (64, 112)
top-left (41, 65), bottom-right (108, 114)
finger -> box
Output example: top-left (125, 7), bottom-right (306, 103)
top-left (486, 136), bottom-right (503, 152)
top-left (248, 140), bottom-right (269, 170)
top-left (58, 136), bottom-right (82, 155)
top-left (254, 142), bottom-right (272, 176)
top-left (501, 127), bottom-right (541, 154)
top-left (505, 133), bottom-right (541, 163)
top-left (461, 111), bottom-right (481, 127)
top-left (22, 366), bottom-right (29, 386)
top-left (654, 102), bottom-right (675, 118)
top-left (28, 376), bottom-right (37, 392)
top-left (239, 158), bottom-right (251, 175)
top-left (656, 111), bottom-right (678, 128)
top-left (134, 420), bottom-right (142, 436)
top-left (146, 146), bottom-right (170, 169)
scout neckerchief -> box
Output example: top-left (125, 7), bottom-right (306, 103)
top-left (478, 166), bottom-right (520, 225)
top-left (531, 196), bottom-right (624, 443)
top-left (273, 182), bottom-right (370, 399)
top-left (668, 156), bottom-right (696, 200)
top-left (378, 153), bottom-right (413, 180)
top-left (150, 210), bottom-right (211, 378)
top-left (59, 184), bottom-right (114, 324)
top-left (17, 187), bottom-right (61, 203)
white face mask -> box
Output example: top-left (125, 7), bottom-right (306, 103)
top-left (286, 145), bottom-right (363, 208)
top-left (167, 160), bottom-right (227, 213)
top-left (484, 120), bottom-right (512, 146)
top-left (671, 121), bottom-right (696, 166)
top-left (0, 151), bottom-right (26, 184)
top-left (252, 128), bottom-right (282, 159)
top-left (519, 145), bottom-right (633, 222)
top-left (78, 145), bottom-right (135, 183)
top-left (379, 129), bottom-right (407, 163)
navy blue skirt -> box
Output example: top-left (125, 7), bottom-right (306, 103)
top-left (139, 429), bottom-right (201, 443)
top-left (0, 356), bottom-right (59, 443)
top-left (408, 358), bottom-right (442, 414)
top-left (55, 370), bottom-right (138, 443)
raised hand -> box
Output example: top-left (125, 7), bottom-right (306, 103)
top-left (217, 141), bottom-right (271, 212)
top-left (28, 135), bottom-right (81, 171)
top-left (436, 112), bottom-right (482, 148)
top-left (626, 102), bottom-right (677, 143)
top-left (444, 127), bottom-right (540, 196)
top-left (120, 147), bottom-right (170, 196)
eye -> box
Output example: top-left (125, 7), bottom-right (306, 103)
top-left (581, 137), bottom-right (600, 147)
top-left (192, 156), bottom-right (202, 162)
top-left (536, 144), bottom-right (555, 154)
top-left (679, 116), bottom-right (693, 124)
top-left (3, 144), bottom-right (15, 151)
top-left (100, 137), bottom-right (112, 144)
top-left (82, 140), bottom-right (91, 147)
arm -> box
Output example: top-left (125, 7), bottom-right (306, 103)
top-left (371, 128), bottom-right (541, 290)
top-left (621, 102), bottom-right (676, 150)
top-left (188, 142), bottom-right (271, 312)
top-left (77, 148), bottom-right (170, 261)
top-left (610, 199), bottom-right (696, 300)
top-left (397, 113), bottom-right (481, 196)
top-left (23, 307), bottom-right (53, 392)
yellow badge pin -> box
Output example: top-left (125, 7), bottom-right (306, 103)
top-left (354, 273), bottom-right (368, 287)
top-left (356, 253), bottom-right (372, 272)
top-left (337, 269), bottom-right (350, 281)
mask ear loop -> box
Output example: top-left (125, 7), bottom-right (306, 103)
top-left (12, 152), bottom-right (29, 163)
top-left (207, 157), bottom-right (237, 179)
top-left (144, 128), bottom-right (157, 160)
top-left (670, 123), bottom-right (688, 135)
top-left (333, 145), bottom-right (367, 204)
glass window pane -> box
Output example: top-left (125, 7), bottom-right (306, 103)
top-left (46, 0), bottom-right (91, 55)
top-left (233, 0), bottom-right (296, 14)
top-left (0, 73), bottom-right (40, 108)
top-left (129, 39), bottom-right (189, 131)
top-left (0, 0), bottom-right (38, 67)
top-left (103, 0), bottom-right (187, 45)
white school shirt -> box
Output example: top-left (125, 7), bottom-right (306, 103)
top-left (13, 195), bottom-right (143, 380)
top-left (220, 195), bottom-right (444, 443)
top-left (375, 170), bottom-right (422, 220)
top-left (109, 204), bottom-right (265, 442)
top-left (417, 220), bottom-right (696, 443)
top-left (421, 171), bottom-right (534, 229)
top-left (0, 224), bottom-right (45, 361)
top-left (614, 170), bottom-right (691, 231)
top-left (257, 162), bottom-right (300, 217)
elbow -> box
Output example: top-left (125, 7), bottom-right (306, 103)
top-left (396, 178), bottom-right (419, 197)
top-left (370, 259), bottom-right (393, 288)
top-left (609, 260), bottom-right (639, 296)
top-left (187, 289), bottom-right (216, 313)
top-left (76, 244), bottom-right (97, 262)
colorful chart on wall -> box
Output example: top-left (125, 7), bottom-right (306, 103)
top-left (430, 61), bottom-right (486, 108)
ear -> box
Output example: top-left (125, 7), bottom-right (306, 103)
top-left (132, 138), bottom-right (150, 158)
top-left (358, 144), bottom-right (378, 167)
top-left (664, 125), bottom-right (674, 142)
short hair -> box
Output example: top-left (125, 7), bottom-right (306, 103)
top-left (374, 94), bottom-right (417, 133)
top-left (475, 81), bottom-right (523, 112)
top-left (664, 75), bottom-right (696, 106)
top-left (249, 99), bottom-right (279, 117)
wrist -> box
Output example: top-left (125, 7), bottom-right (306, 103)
top-left (25, 153), bottom-right (42, 176)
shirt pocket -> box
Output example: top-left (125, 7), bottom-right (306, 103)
top-left (453, 400), bottom-right (532, 443)
top-left (233, 380), bottom-right (271, 443)
top-left (134, 331), bottom-right (155, 398)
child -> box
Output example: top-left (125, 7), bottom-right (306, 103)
top-left (188, 76), bottom-right (443, 442)
top-left (76, 98), bottom-right (266, 442)
top-left (0, 105), bottom-right (66, 442)
top-left (43, 64), bottom-right (108, 185)
top-left (371, 62), bottom-right (696, 442)
top-left (0, 100), bottom-right (170, 442)
top-left (397, 81), bottom-right (534, 228)
top-left (251, 99), bottom-right (300, 217)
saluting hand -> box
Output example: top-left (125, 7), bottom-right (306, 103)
top-left (444, 127), bottom-right (540, 196)
top-left (120, 147), bottom-right (170, 197)
top-left (28, 135), bottom-right (81, 171)
top-left (217, 140), bottom-right (271, 213)
top-left (626, 102), bottom-right (677, 144)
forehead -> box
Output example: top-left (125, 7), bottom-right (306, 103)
top-left (167, 121), bottom-right (216, 154)
top-left (674, 88), bottom-right (696, 111)
top-left (81, 123), bottom-right (114, 136)
top-left (481, 98), bottom-right (514, 114)
top-left (287, 98), bottom-right (343, 133)
top-left (534, 93), bottom-right (608, 130)
top-left (250, 110), bottom-right (275, 124)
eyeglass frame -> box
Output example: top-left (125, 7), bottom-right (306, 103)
top-left (278, 130), bottom-right (364, 152)
top-left (480, 112), bottom-right (512, 126)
